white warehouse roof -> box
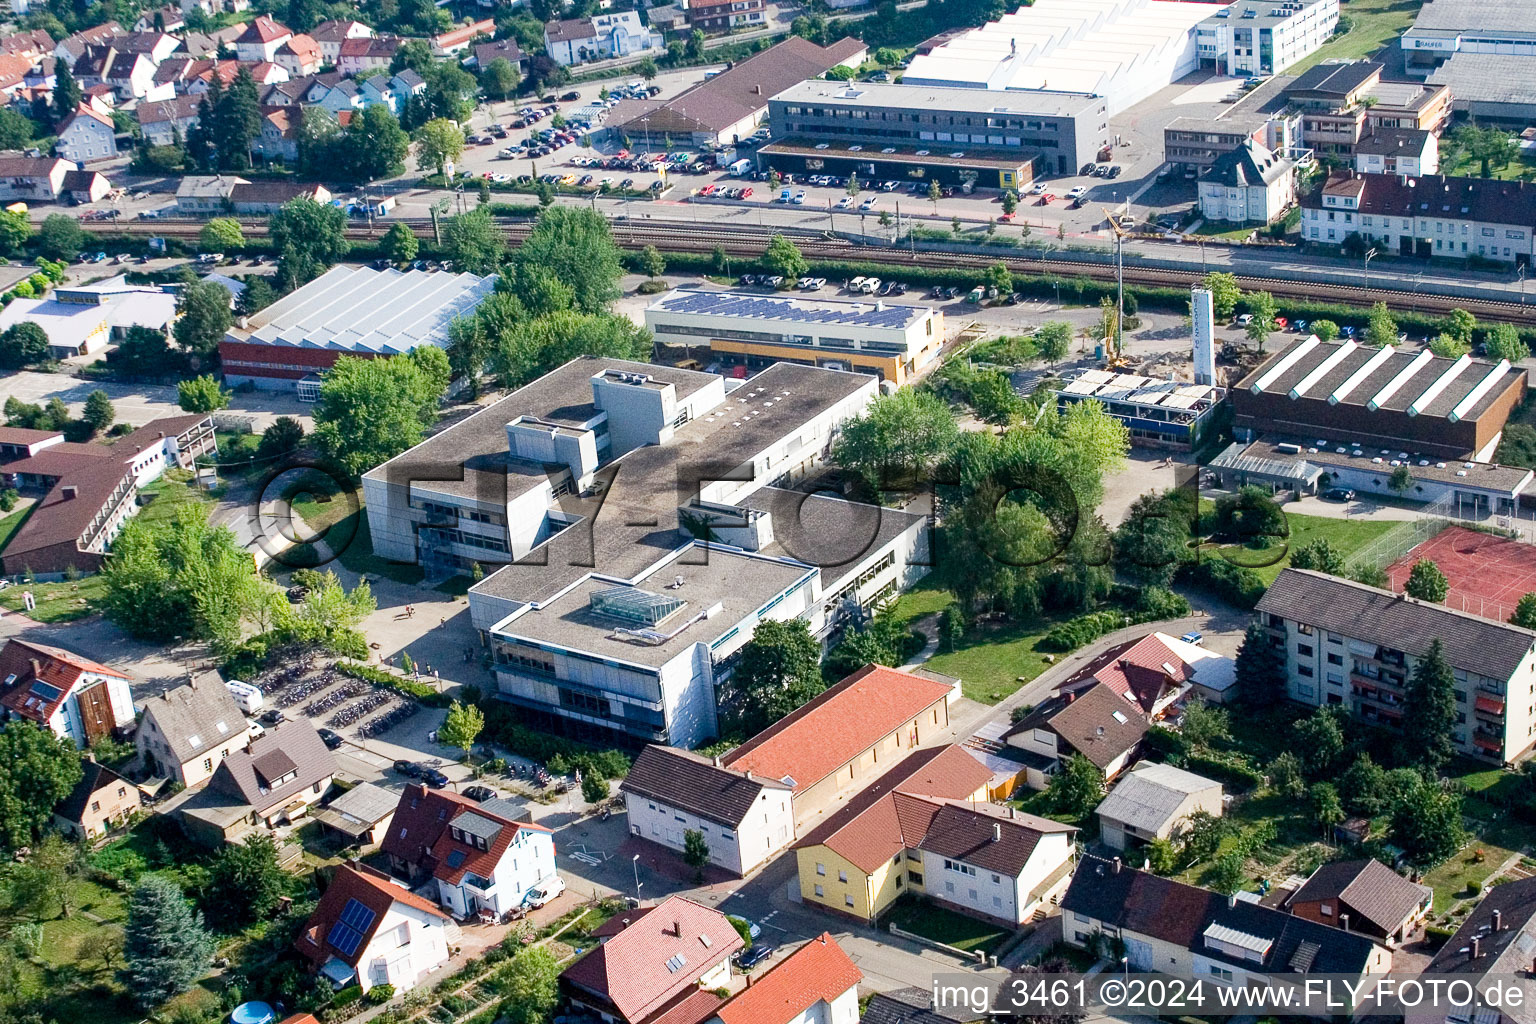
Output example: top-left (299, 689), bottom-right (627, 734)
top-left (240, 265), bottom-right (497, 354)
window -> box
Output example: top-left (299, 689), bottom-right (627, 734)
top-left (814, 884), bottom-right (824, 897)
top-left (91, 800), bottom-right (101, 812)
top-left (1299, 665), bottom-right (1315, 678)
top-left (816, 863), bottom-right (825, 875)
top-left (1209, 965), bottom-right (1234, 981)
top-left (844, 893), bottom-right (855, 907)
top-left (838, 869), bottom-right (847, 882)
top-left (1297, 643), bottom-right (1313, 657)
top-left (1327, 653), bottom-right (1343, 666)
top-left (202, 758), bottom-right (212, 772)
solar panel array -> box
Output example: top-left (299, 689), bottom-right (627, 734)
top-left (30, 682), bottom-right (62, 702)
top-left (659, 290), bottom-right (919, 330)
top-left (325, 898), bottom-right (376, 957)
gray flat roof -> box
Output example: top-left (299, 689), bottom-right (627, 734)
top-left (1428, 53), bottom-right (1536, 107)
top-left (742, 486), bottom-right (926, 577)
top-left (1200, 0), bottom-right (1331, 30)
top-left (650, 288), bottom-right (926, 331)
top-left (493, 544), bottom-right (813, 667)
top-left (1407, 0), bottom-right (1536, 37)
top-left (1225, 437), bottom-right (1533, 494)
top-left (760, 139), bottom-right (1028, 170)
top-left (769, 78), bottom-right (1103, 118)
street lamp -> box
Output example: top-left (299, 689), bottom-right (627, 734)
top-left (1519, 263), bottom-right (1528, 305)
top-left (1363, 247), bottom-right (1378, 295)
top-left (632, 853), bottom-right (643, 903)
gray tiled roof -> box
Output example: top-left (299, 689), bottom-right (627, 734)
top-left (139, 679), bottom-right (249, 764)
top-left (1256, 569), bottom-right (1536, 681)
top-left (1288, 859), bottom-right (1429, 936)
top-left (621, 744), bottom-right (783, 828)
top-left (1095, 762), bottom-right (1221, 835)
top-left (208, 719), bottom-right (336, 814)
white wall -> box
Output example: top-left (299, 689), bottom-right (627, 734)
top-left (359, 902), bottom-right (450, 994)
top-left (624, 785), bottom-right (794, 875)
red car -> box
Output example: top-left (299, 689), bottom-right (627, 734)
top-left (1036, 193), bottom-right (1055, 205)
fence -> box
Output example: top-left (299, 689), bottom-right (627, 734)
top-left (1349, 500), bottom-right (1454, 573)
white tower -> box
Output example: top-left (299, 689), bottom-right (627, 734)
top-left (1191, 287), bottom-right (1215, 386)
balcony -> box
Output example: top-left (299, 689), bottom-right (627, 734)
top-left (1473, 733), bottom-right (1503, 755)
top-left (1475, 694), bottom-right (1506, 718)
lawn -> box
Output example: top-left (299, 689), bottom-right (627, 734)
top-left (285, 470), bottom-right (357, 533)
top-left (332, 511), bottom-right (425, 585)
top-left (1205, 510), bottom-right (1399, 584)
top-left (1441, 152), bottom-right (1536, 183)
top-left (1287, 0), bottom-right (1424, 74)
top-left (0, 501), bottom-right (33, 556)
top-left (1421, 843), bottom-right (1517, 913)
top-left (886, 897), bottom-right (1012, 955)
top-left (0, 575), bottom-right (108, 622)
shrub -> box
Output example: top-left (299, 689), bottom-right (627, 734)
top-left (636, 279), bottom-right (668, 294)
top-left (332, 986), bottom-right (363, 1008)
top-left (365, 985), bottom-right (396, 1005)
top-left (1039, 610), bottom-right (1128, 652)
top-left (336, 660), bottom-right (449, 706)
top-left (1185, 752), bottom-right (1264, 791)
top-left (1178, 558), bottom-right (1268, 609)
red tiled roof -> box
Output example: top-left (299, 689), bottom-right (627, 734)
top-left (716, 935), bottom-right (861, 1024)
top-left (1058, 633), bottom-right (1193, 714)
top-left (297, 863), bottom-right (448, 968)
top-left (64, 101), bottom-right (113, 130)
top-left (647, 988), bottom-right (725, 1024)
top-left (561, 895), bottom-right (743, 1024)
top-left (280, 33), bottom-right (320, 62)
top-left (0, 426), bottom-right (62, 445)
top-left (435, 19), bottom-right (493, 47)
top-left (380, 783), bottom-right (476, 869)
top-left (0, 54), bottom-right (33, 89)
top-left (0, 638), bottom-right (128, 724)
top-left (722, 665), bottom-right (952, 794)
top-left (238, 15), bottom-right (292, 43)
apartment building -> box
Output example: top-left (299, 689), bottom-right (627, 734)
top-left (1255, 569), bottom-right (1536, 764)
top-left (645, 288), bottom-right (944, 389)
top-left (1197, 139), bottom-right (1296, 225)
top-left (687, 0), bottom-right (765, 32)
top-left (1285, 61), bottom-right (1450, 156)
top-left (1353, 128), bottom-right (1438, 176)
top-left (1301, 170), bottom-right (1536, 266)
top-left (1194, 0), bottom-right (1339, 77)
top-left (543, 11), bottom-right (661, 66)
top-left (366, 357), bottom-right (924, 750)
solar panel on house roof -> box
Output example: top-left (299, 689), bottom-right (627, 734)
top-left (326, 898), bottom-right (376, 957)
top-left (31, 682), bottom-right (61, 702)
top-left (659, 290), bottom-right (919, 330)
top-left (446, 849), bottom-right (468, 869)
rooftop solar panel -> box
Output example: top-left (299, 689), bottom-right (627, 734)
top-left (326, 898), bottom-right (376, 957)
top-left (30, 682), bottom-right (61, 702)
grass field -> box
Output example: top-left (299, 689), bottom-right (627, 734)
top-left (0, 575), bottom-right (108, 622)
top-left (1288, 0), bottom-right (1423, 74)
top-left (1421, 843), bottom-right (1517, 912)
top-left (1207, 511), bottom-right (1399, 584)
top-left (887, 898), bottom-right (1012, 955)
top-left (0, 502), bottom-right (32, 556)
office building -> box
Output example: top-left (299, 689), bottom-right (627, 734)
top-left (646, 288), bottom-right (943, 388)
top-left (1256, 569), bottom-right (1536, 763)
top-left (363, 357), bottom-right (930, 749)
top-left (1400, 0), bottom-right (1536, 78)
top-left (1193, 0), bottom-right (1339, 77)
top-left (1162, 76), bottom-right (1302, 171)
top-left (219, 265), bottom-right (496, 393)
top-left (764, 79), bottom-right (1104, 185)
top-left (1427, 53), bottom-right (1536, 123)
top-left (1052, 369), bottom-right (1226, 449)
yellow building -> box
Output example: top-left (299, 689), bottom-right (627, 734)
top-left (645, 288), bottom-right (944, 389)
top-left (792, 744), bottom-right (1078, 927)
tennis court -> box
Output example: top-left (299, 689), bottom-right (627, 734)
top-left (1386, 526), bottom-right (1536, 622)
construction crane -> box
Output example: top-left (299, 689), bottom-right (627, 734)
top-left (1100, 206), bottom-right (1129, 363)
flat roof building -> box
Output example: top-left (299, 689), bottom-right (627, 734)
top-left (1400, 0), bottom-right (1536, 78)
top-left (645, 287), bottom-right (944, 388)
top-left (1053, 368), bottom-right (1226, 450)
top-left (902, 0), bottom-right (1219, 116)
top-left (764, 79), bottom-right (1105, 184)
top-left (1427, 52), bottom-right (1536, 122)
top-left (363, 357), bottom-right (931, 749)
top-left (1194, 0), bottom-right (1339, 78)
top-left (220, 265), bottom-right (496, 392)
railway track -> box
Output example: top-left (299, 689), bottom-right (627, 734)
top-left (87, 215), bottom-right (1536, 325)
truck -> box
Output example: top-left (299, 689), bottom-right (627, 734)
top-left (728, 158), bottom-right (753, 177)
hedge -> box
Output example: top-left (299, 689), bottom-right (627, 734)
top-left (1177, 558), bottom-right (1268, 609)
top-left (481, 700), bottom-right (631, 777)
top-left (336, 660), bottom-right (452, 707)
top-left (1184, 751), bottom-right (1264, 792)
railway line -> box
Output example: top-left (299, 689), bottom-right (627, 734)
top-left (85, 215), bottom-right (1536, 326)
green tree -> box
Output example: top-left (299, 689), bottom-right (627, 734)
top-left (489, 308), bottom-right (650, 388)
top-left (124, 875), bottom-right (216, 1008)
top-left (36, 213), bottom-right (84, 261)
top-left (383, 222), bottom-right (420, 265)
top-left (686, 27), bottom-right (706, 58)
top-left (340, 104), bottom-right (411, 180)
top-left (1202, 271), bottom-right (1242, 319)
top-left (1212, 485), bottom-right (1285, 543)
top-left (761, 234), bottom-right (809, 280)
top-left (1308, 781), bottom-right (1345, 837)
top-left (237, 275), bottom-right (277, 317)
top-left (78, 925), bottom-right (124, 973)
top-left (199, 218), bottom-right (244, 253)
top-left (1289, 538), bottom-right (1346, 575)
top-left (1485, 322), bottom-right (1530, 363)
top-left (441, 207), bottom-right (505, 274)
top-left (1388, 464), bottom-right (1413, 497)
top-left (311, 353), bottom-right (442, 477)
top-left (496, 946), bottom-right (562, 1024)
top-left (637, 55), bottom-right (659, 80)
top-left (1179, 699), bottom-right (1230, 749)
top-left (1512, 593), bottom-right (1536, 629)
top-left (1181, 810), bottom-right (1229, 864)
top-left (10, 832), bottom-right (78, 921)
top-left (727, 619), bottom-right (825, 735)
top-left (480, 56), bottom-right (520, 99)
top-left (1113, 491), bottom-right (1190, 587)
top-left (830, 387), bottom-right (961, 488)
top-left (208, 833), bottom-right (286, 926)
top-left (1403, 638), bottom-right (1457, 772)
top-left (1404, 558), bottom-right (1448, 602)
top-left (0, 322), bottom-right (49, 369)
top-left (178, 374), bottom-right (231, 413)
top-left (1035, 321), bottom-right (1071, 367)
top-left (928, 179), bottom-right (941, 212)
top-left (1338, 753), bottom-right (1388, 816)
top-left (414, 117), bottom-right (465, 177)
top-left (509, 207), bottom-right (624, 314)
top-left (1294, 708), bottom-right (1346, 777)
top-left (1366, 301), bottom-right (1398, 348)
top-left (52, 61), bottom-right (81, 124)
top-left (172, 280), bottom-right (233, 356)
top-left (580, 771), bottom-right (607, 804)
top-left (0, 723), bottom-right (82, 851)
top-left (1234, 622), bottom-right (1287, 705)
top-left (1244, 290), bottom-right (1278, 352)
top-left (1207, 852), bottom-right (1246, 895)
top-left (82, 390), bottom-right (115, 434)
top-left (1310, 318), bottom-right (1340, 341)
top-left (1000, 190), bottom-right (1018, 216)
top-left (0, 208), bottom-right (32, 256)
top-left (639, 244), bottom-right (666, 279)
top-left (256, 416), bottom-right (305, 462)
top-left (269, 197), bottom-right (349, 287)
top-left (1267, 751), bottom-right (1305, 798)
top-left (1390, 782), bottom-right (1466, 867)
top-left (682, 828), bottom-right (710, 880)
top-left (1046, 753), bottom-right (1105, 821)
top-left (438, 700), bottom-right (485, 758)
top-left (984, 261), bottom-right (1013, 296)
top-left (1441, 308), bottom-right (1477, 347)
top-left (1429, 332), bottom-right (1469, 358)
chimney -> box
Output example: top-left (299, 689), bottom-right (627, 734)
top-left (61, 486), bottom-right (78, 500)
top-left (1112, 856), bottom-right (1121, 874)
top-left (819, 934), bottom-right (826, 945)
top-left (713, 754), bottom-right (722, 767)
top-left (1495, 909), bottom-right (1504, 931)
top-left (1229, 894), bottom-right (1237, 909)
top-left (673, 919), bottom-right (682, 936)
top-left (1472, 935), bottom-right (1482, 959)
top-left (1008, 806), bottom-right (1015, 819)
top-left (28, 658), bottom-right (41, 679)
top-left (620, 917), bottom-right (631, 930)
top-left (753, 84), bottom-right (761, 95)
top-left (1340, 913), bottom-right (1349, 932)
top-left (992, 823), bottom-right (1002, 842)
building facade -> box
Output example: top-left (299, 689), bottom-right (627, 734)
top-left (1198, 138), bottom-right (1295, 225)
top-left (0, 639), bottom-right (135, 749)
top-left (296, 864), bottom-right (453, 994)
top-left (688, 0), bottom-right (765, 32)
top-left (1194, 0), bottom-right (1338, 77)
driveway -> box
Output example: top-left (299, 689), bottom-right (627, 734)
top-left (2, 370), bottom-right (314, 431)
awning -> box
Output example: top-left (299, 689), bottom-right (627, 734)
top-left (321, 957), bottom-right (356, 987)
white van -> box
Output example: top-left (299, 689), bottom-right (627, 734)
top-left (225, 680), bottom-right (264, 714)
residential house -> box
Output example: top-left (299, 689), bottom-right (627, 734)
top-left (177, 719), bottom-right (337, 844)
top-left (544, 12), bottom-right (661, 66)
top-left (722, 665), bottom-right (958, 828)
top-left (135, 678), bottom-right (256, 788)
top-left (1198, 138), bottom-right (1296, 226)
top-left (176, 174), bottom-right (246, 214)
top-left (1283, 858), bottom-right (1430, 947)
top-left (432, 18), bottom-right (493, 56)
top-left (73, 44), bottom-right (164, 101)
top-left (310, 19), bottom-right (373, 64)
top-left (860, 988), bottom-right (976, 1024)
top-left (0, 427), bottom-right (66, 462)
top-left (312, 76), bottom-right (362, 113)
top-left (0, 638), bottom-right (135, 748)
top-left (1285, 60), bottom-right (1451, 156)
top-left (134, 6), bottom-right (186, 32)
top-left (228, 179), bottom-right (330, 214)
top-left (710, 934), bottom-right (861, 1024)
top-left (250, 106), bottom-right (300, 165)
top-left (0, 28), bottom-right (55, 60)
top-left (1093, 761), bottom-right (1223, 852)
top-left (0, 155), bottom-right (70, 201)
top-left (620, 744), bottom-right (795, 877)
top-left (180, 0), bottom-right (250, 16)
top-left (1409, 877), bottom-right (1536, 1024)
top-left (55, 102), bottom-right (117, 161)
top-left (182, 58), bottom-right (242, 94)
top-left (114, 30), bottom-right (180, 62)
top-left (561, 895), bottom-right (743, 1024)
top-left (235, 16), bottom-right (293, 63)
top-left (793, 744), bottom-right (1074, 926)
top-left (1256, 568), bottom-right (1536, 763)
top-left (62, 169), bottom-right (112, 203)
top-left (1003, 682), bottom-right (1150, 791)
top-left (1055, 631), bottom-right (1229, 719)
top-left (647, 6), bottom-right (687, 37)
top-left (1352, 127), bottom-right (1438, 176)
top-left (179, 25), bottom-right (245, 57)
top-left (82, 84), bottom-right (118, 112)
top-left (54, 758), bottom-right (141, 840)
top-left (0, 54), bottom-right (35, 96)
top-left (55, 22), bottom-right (122, 66)
top-left (137, 94), bottom-right (201, 147)
top-left (296, 863), bottom-right (454, 993)
top-left (247, 61), bottom-right (291, 86)
top-left (337, 35), bottom-right (401, 75)
top-left (471, 37), bottom-right (523, 73)
top-left (378, 783), bottom-right (558, 920)
top-left (310, 781), bottom-right (398, 846)
top-left (260, 74), bottom-right (318, 106)
top-left (687, 0), bottom-right (766, 33)
top-left (273, 32), bottom-right (322, 76)
top-left (1062, 855), bottom-right (1393, 995)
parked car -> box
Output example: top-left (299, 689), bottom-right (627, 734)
top-left (1323, 487), bottom-right (1357, 502)
top-left (1180, 631), bottom-right (1203, 646)
top-left (1066, 186), bottom-right (1087, 199)
top-left (525, 876), bottom-right (566, 908)
top-left (394, 760), bottom-right (423, 776)
top-left (260, 709), bottom-right (286, 725)
top-left (735, 944), bottom-right (776, 970)
top-left (561, 91), bottom-right (580, 101)
top-left (463, 785), bottom-right (497, 801)
top-left (421, 768), bottom-right (450, 788)
top-left (317, 728), bottom-right (343, 750)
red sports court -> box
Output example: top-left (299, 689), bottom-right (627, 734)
top-left (1386, 526), bottom-right (1536, 622)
